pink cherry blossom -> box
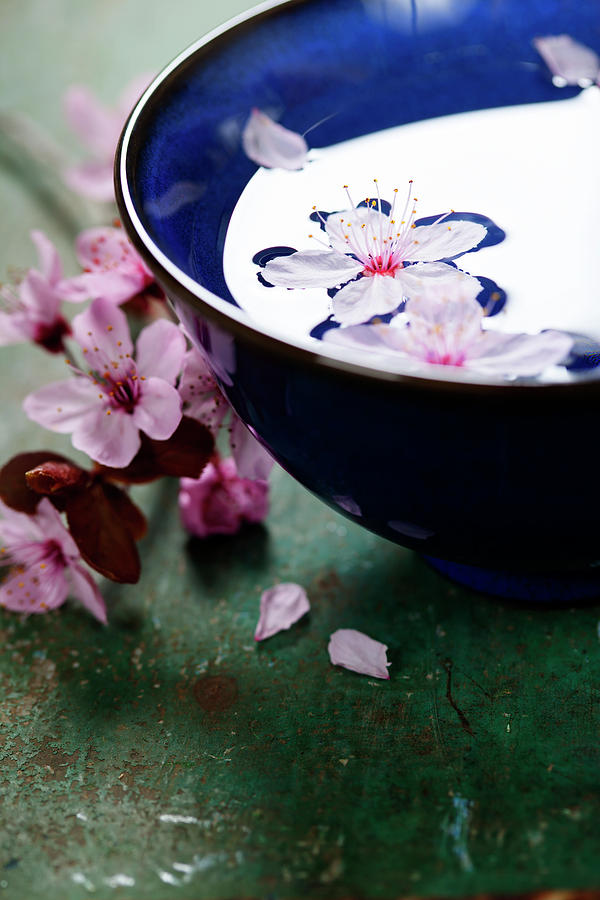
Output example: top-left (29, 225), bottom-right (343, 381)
top-left (0, 230), bottom-right (81, 353)
top-left (178, 456), bottom-right (269, 538)
top-left (254, 583), bottom-right (310, 641)
top-left (179, 345), bottom-right (274, 481)
top-left (325, 285), bottom-right (573, 378)
top-left (0, 499), bottom-right (106, 622)
top-left (242, 109), bottom-right (308, 170)
top-left (533, 35), bottom-right (600, 87)
top-left (23, 297), bottom-right (185, 468)
top-left (262, 182), bottom-right (486, 325)
top-left (328, 629), bottom-right (391, 679)
top-left (63, 74), bottom-right (151, 202)
top-left (60, 226), bottom-right (163, 306)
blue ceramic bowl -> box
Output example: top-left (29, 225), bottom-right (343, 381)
top-left (116, 0), bottom-right (600, 602)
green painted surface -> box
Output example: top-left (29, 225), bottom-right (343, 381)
top-left (1, 3), bottom-right (600, 898)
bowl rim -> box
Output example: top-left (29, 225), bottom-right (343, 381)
top-left (115, 0), bottom-right (600, 400)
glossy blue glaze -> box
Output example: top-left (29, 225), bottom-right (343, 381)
top-left (118, 0), bottom-right (600, 601)
top-left (173, 302), bottom-right (600, 595)
top-left (128, 0), bottom-right (588, 302)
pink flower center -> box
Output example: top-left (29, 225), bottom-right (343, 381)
top-left (103, 369), bottom-right (140, 414)
top-left (4, 537), bottom-right (67, 571)
top-left (425, 350), bottom-right (466, 367)
top-left (335, 181), bottom-right (419, 277)
top-left (362, 254), bottom-right (402, 277)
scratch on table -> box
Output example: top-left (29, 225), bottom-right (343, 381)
top-left (444, 660), bottom-right (474, 735)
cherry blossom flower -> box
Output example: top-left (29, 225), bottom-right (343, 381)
top-left (328, 629), bottom-right (391, 679)
top-left (325, 285), bottom-right (573, 378)
top-left (60, 226), bottom-right (164, 307)
top-left (179, 456), bottom-right (269, 538)
top-left (254, 582), bottom-right (310, 641)
top-left (0, 230), bottom-right (80, 353)
top-left (0, 499), bottom-right (106, 622)
top-left (262, 182), bottom-right (488, 325)
top-left (63, 74), bottom-right (151, 202)
top-left (533, 35), bottom-right (600, 87)
top-left (242, 109), bottom-right (308, 170)
top-left (178, 345), bottom-right (274, 481)
top-left (23, 297), bottom-right (185, 468)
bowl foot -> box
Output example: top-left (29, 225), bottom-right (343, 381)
top-left (423, 556), bottom-right (600, 604)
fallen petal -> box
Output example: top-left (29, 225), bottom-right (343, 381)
top-left (533, 34), bottom-right (600, 87)
top-left (242, 109), bottom-right (308, 170)
top-left (328, 628), bottom-right (391, 679)
top-left (254, 582), bottom-right (310, 641)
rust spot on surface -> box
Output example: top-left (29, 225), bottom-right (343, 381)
top-left (193, 675), bottom-right (238, 712)
top-left (28, 739), bottom-right (79, 780)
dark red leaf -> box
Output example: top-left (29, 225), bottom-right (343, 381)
top-left (148, 416), bottom-right (214, 478)
top-left (0, 451), bottom-right (75, 513)
top-left (98, 416), bottom-right (214, 483)
top-left (26, 460), bottom-right (89, 496)
top-left (65, 482), bottom-right (141, 583)
top-left (101, 482), bottom-right (147, 541)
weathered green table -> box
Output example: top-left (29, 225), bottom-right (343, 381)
top-left (1, 3), bottom-right (600, 898)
